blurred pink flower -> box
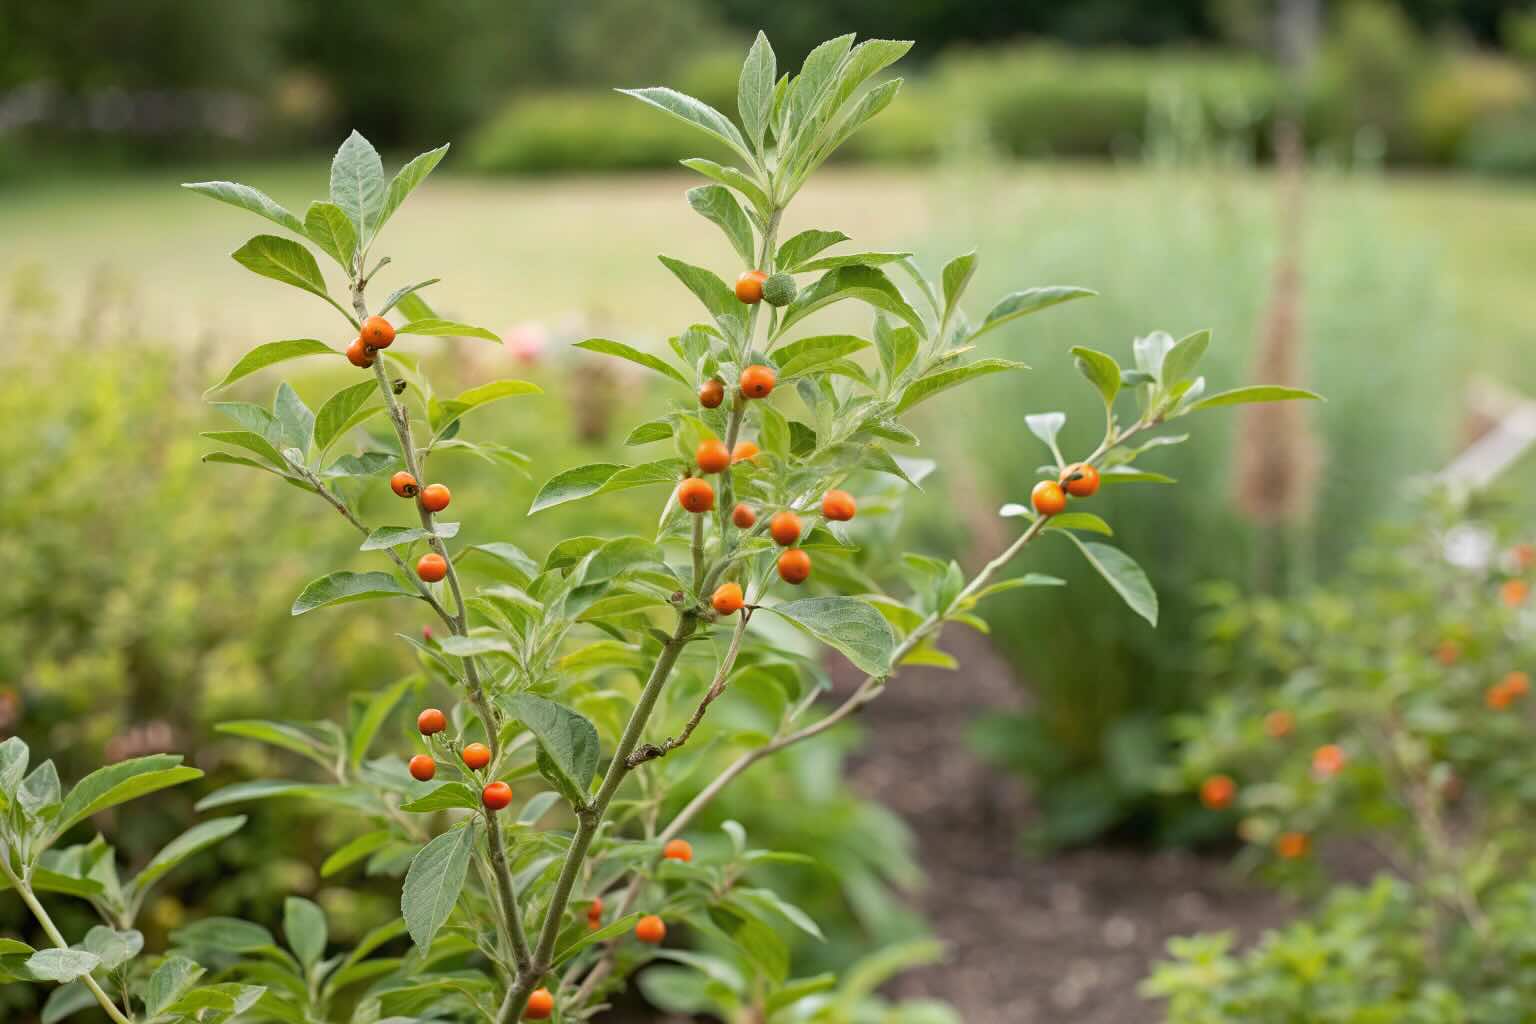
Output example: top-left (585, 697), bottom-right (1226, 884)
top-left (503, 322), bottom-right (549, 364)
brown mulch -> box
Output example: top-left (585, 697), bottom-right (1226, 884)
top-left (837, 629), bottom-right (1298, 1024)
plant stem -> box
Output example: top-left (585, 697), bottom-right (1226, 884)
top-left (1, 860), bottom-right (133, 1024)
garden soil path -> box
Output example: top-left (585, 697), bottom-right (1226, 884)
top-left (834, 629), bottom-right (1296, 1023)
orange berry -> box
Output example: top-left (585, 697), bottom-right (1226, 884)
top-left (588, 896), bottom-right (603, 921)
top-left (1060, 462), bottom-right (1100, 497)
top-left (1276, 831), bottom-right (1310, 860)
top-left (1312, 744), bottom-right (1347, 779)
top-left (1514, 543), bottom-right (1536, 570)
top-left (769, 511), bottom-right (802, 547)
top-left (635, 915), bottom-right (666, 944)
top-left (711, 582), bottom-right (745, 615)
top-left (390, 471), bottom-right (419, 498)
top-left (821, 489), bottom-right (856, 522)
top-left (360, 316), bottom-right (396, 349)
top-left (1031, 480), bottom-right (1067, 517)
top-left (1199, 774), bottom-right (1236, 811)
top-left (778, 548), bottom-right (812, 585)
top-left (1435, 640), bottom-right (1461, 666)
top-left (1263, 709), bottom-right (1295, 739)
top-left (417, 553), bottom-right (448, 582)
top-left (1487, 682), bottom-right (1514, 710)
top-left (739, 364), bottom-right (776, 399)
top-left (735, 270), bottom-right (767, 304)
top-left (1505, 670), bottom-right (1530, 697)
top-left (1502, 579), bottom-right (1529, 607)
top-left (524, 988), bottom-right (554, 1020)
top-left (346, 336), bottom-right (375, 368)
top-left (698, 379), bottom-right (725, 409)
top-left (662, 838), bottom-right (693, 862)
top-left (678, 477), bottom-right (715, 514)
top-left (696, 439), bottom-right (731, 474)
top-left (482, 781), bottom-right (513, 811)
top-left (732, 503), bottom-right (757, 529)
top-left (732, 440), bottom-right (759, 463)
top-left (408, 754), bottom-right (436, 782)
top-left (462, 742), bottom-right (491, 771)
top-left (420, 483), bottom-right (451, 513)
top-left (417, 708), bottom-right (447, 735)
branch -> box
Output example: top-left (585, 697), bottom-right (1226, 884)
top-left (629, 606), bottom-right (753, 768)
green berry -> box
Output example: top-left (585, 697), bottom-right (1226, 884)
top-left (762, 273), bottom-right (797, 307)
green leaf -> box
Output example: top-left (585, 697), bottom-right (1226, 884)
top-left (687, 186), bottom-right (756, 268)
top-left (1071, 346), bottom-right (1121, 408)
top-left (680, 158), bottom-right (771, 215)
top-left (313, 380), bottom-right (379, 452)
top-left (941, 251), bottom-right (978, 316)
top-left (320, 451), bottom-right (395, 479)
top-left (284, 897), bottom-right (327, 969)
top-left (626, 419), bottom-right (674, 445)
top-left (291, 571), bottom-right (418, 616)
top-left (204, 339), bottom-right (336, 394)
top-left (399, 783), bottom-right (478, 813)
top-left (378, 143), bottom-right (450, 233)
top-left (1098, 466), bottom-right (1176, 485)
top-left (321, 830), bottom-right (393, 878)
top-left (397, 318), bottom-right (501, 343)
top-left (54, 756), bottom-right (202, 839)
top-left (895, 359), bottom-right (1027, 414)
top-left (793, 251), bottom-right (911, 273)
top-left (553, 913), bottom-right (645, 967)
top-left (200, 431), bottom-right (288, 472)
top-left (738, 32), bottom-right (776, 150)
top-left (501, 694), bottom-right (600, 807)
top-left (128, 817), bottom-right (246, 899)
top-left (761, 597), bottom-right (895, 677)
top-left (169, 917), bottom-right (275, 953)
top-left (41, 980), bottom-right (96, 1023)
top-left (658, 256), bottom-right (743, 338)
top-left (873, 316), bottom-right (919, 388)
top-left (402, 824), bottom-right (475, 949)
top-left (304, 201), bottom-right (358, 269)
top-left (618, 87), bottom-right (753, 163)
top-left (146, 956), bottom-right (204, 1016)
top-left (437, 635), bottom-right (515, 658)
top-left (1160, 329), bottom-right (1210, 387)
top-left (1057, 534), bottom-right (1158, 627)
top-left (329, 130), bottom-right (386, 240)
top-left (360, 524), bottom-right (458, 551)
top-left (221, 721), bottom-right (336, 770)
top-left (528, 459), bottom-right (683, 514)
top-left (970, 286), bottom-right (1096, 341)
top-left (803, 79), bottom-right (901, 171)
top-left (777, 265), bottom-right (923, 337)
top-left (273, 381), bottom-right (315, 454)
top-left (1045, 512), bottom-right (1114, 536)
top-left (776, 229), bottom-right (849, 272)
top-left (181, 180), bottom-right (305, 236)
top-left (1183, 385), bottom-right (1323, 413)
top-left (231, 235), bottom-right (330, 300)
top-left (770, 334), bottom-right (870, 379)
top-left (348, 675), bottom-right (416, 769)
top-left (29, 869), bottom-right (105, 900)
top-left (573, 338), bottom-right (688, 388)
top-left (378, 278), bottom-right (440, 317)
top-left (431, 379), bottom-right (542, 431)
top-left (1025, 412), bottom-right (1065, 452)
top-left (0, 736), bottom-right (30, 799)
top-left (25, 949), bottom-right (100, 983)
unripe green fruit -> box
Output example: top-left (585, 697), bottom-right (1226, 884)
top-left (762, 273), bottom-right (797, 307)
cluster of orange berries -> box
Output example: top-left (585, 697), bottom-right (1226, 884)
top-left (410, 708), bottom-right (510, 808)
top-left (387, 472), bottom-right (454, 582)
top-left (1029, 462), bottom-right (1101, 517)
top-left (346, 315), bottom-right (397, 368)
top-left (1487, 670), bottom-right (1531, 710)
top-left (1197, 718), bottom-right (1346, 861)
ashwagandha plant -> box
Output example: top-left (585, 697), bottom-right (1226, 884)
top-left (3, 32), bottom-right (1318, 1024)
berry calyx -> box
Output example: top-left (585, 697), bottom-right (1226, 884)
top-left (732, 440), bottom-right (759, 463)
top-left (698, 379), bottom-right (725, 409)
top-left (635, 915), bottom-right (666, 944)
top-left (1031, 480), bottom-right (1067, 517)
top-left (524, 988), bottom-right (554, 1021)
top-left (482, 781), bottom-right (513, 811)
top-left (420, 483), bottom-right (451, 512)
top-left (678, 477), bottom-right (715, 514)
top-left (346, 337), bottom-right (376, 368)
top-left (408, 754), bottom-right (436, 781)
top-left (769, 511), bottom-right (802, 547)
top-left (762, 272), bottom-right (797, 307)
top-left (732, 503), bottom-right (757, 528)
top-left (735, 269), bottom-right (767, 304)
top-left (1311, 744), bottom-right (1347, 778)
top-left (1199, 774), bottom-right (1236, 810)
top-left (417, 553), bottom-right (448, 582)
top-left (711, 582), bottom-right (745, 615)
top-left (418, 708), bottom-right (447, 735)
top-left (462, 742), bottom-right (492, 771)
top-left (696, 439), bottom-right (731, 474)
top-left (663, 838), bottom-right (693, 862)
top-left (778, 548), bottom-right (812, 585)
top-left (1276, 831), bottom-right (1310, 860)
top-left (739, 364), bottom-right (776, 399)
top-left (1263, 709), bottom-right (1294, 738)
top-left (821, 489), bottom-right (856, 522)
top-left (391, 471), bottom-right (419, 498)
top-left (1060, 462), bottom-right (1100, 497)
top-left (360, 316), bottom-right (396, 349)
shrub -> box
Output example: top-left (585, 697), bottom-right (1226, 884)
top-left (2, 32), bottom-right (1314, 1023)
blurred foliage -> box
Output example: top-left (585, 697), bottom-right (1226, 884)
top-left (1149, 492), bottom-right (1536, 1016)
